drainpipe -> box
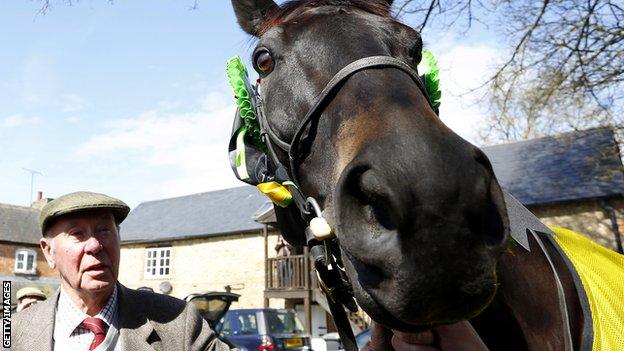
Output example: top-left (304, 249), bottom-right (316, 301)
top-left (263, 225), bottom-right (269, 308)
top-left (600, 201), bottom-right (623, 254)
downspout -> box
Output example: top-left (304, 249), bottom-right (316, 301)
top-left (263, 224), bottom-right (269, 307)
top-left (600, 201), bottom-right (623, 254)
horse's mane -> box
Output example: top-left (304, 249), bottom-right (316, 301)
top-left (260, 0), bottom-right (393, 35)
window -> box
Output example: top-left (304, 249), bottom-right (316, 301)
top-left (217, 314), bottom-right (233, 337)
top-left (236, 312), bottom-right (259, 335)
top-left (15, 249), bottom-right (36, 274)
top-left (144, 247), bottom-right (172, 279)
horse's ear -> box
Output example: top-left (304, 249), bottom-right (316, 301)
top-left (373, 0), bottom-right (394, 9)
top-left (231, 0), bottom-right (280, 36)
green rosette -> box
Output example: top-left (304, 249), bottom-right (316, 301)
top-left (417, 50), bottom-right (442, 114)
top-left (226, 56), bottom-right (264, 148)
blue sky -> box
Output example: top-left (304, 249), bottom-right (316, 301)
top-left (0, 1), bottom-right (503, 208)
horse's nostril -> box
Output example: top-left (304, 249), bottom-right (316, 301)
top-left (355, 169), bottom-right (398, 232)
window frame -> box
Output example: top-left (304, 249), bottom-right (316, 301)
top-left (144, 247), bottom-right (172, 279)
top-left (14, 248), bottom-right (37, 275)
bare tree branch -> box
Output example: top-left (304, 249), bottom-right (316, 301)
top-left (396, 0), bottom-right (623, 143)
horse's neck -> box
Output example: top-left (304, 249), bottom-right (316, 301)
top-left (473, 232), bottom-right (585, 350)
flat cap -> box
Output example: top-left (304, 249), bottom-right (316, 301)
top-left (16, 287), bottom-right (46, 300)
top-left (40, 191), bottom-right (130, 235)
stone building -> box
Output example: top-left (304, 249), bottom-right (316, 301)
top-left (118, 187), bottom-right (335, 336)
top-left (118, 186), bottom-right (281, 307)
top-left (485, 127), bottom-right (624, 252)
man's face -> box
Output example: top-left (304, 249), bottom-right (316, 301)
top-left (41, 210), bottom-right (120, 295)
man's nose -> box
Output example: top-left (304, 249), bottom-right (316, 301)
top-left (84, 235), bottom-right (103, 254)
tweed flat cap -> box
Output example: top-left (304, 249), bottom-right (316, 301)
top-left (40, 191), bottom-right (130, 235)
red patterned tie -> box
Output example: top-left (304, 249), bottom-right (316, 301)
top-left (82, 317), bottom-right (107, 350)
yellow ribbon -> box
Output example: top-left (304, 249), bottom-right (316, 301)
top-left (257, 182), bottom-right (293, 207)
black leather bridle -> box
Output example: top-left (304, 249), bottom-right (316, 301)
top-left (255, 55), bottom-right (435, 351)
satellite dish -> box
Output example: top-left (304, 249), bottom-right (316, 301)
top-left (159, 281), bottom-right (173, 294)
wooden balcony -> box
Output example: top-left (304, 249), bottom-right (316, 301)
top-left (264, 254), bottom-right (315, 299)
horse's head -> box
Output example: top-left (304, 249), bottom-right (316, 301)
top-left (232, 0), bottom-right (510, 330)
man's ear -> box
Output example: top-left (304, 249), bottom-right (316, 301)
top-left (40, 238), bottom-right (56, 269)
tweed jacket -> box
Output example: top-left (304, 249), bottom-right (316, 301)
top-left (10, 283), bottom-right (233, 351)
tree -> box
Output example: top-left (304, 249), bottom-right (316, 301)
top-left (396, 0), bottom-right (623, 144)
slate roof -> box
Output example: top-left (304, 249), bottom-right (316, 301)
top-left (120, 186), bottom-right (271, 243)
top-left (483, 127), bottom-right (624, 206)
top-left (0, 204), bottom-right (40, 245)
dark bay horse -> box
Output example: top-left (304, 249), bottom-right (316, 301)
top-left (229, 0), bottom-right (607, 349)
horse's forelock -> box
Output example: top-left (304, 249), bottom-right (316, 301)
top-left (259, 0), bottom-right (393, 35)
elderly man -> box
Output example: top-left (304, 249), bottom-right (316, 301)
top-left (11, 192), bottom-right (232, 351)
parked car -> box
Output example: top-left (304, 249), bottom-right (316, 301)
top-left (185, 291), bottom-right (241, 348)
top-left (215, 308), bottom-right (312, 351)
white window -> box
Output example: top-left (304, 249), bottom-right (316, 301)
top-left (15, 249), bottom-right (36, 274)
top-left (144, 247), bottom-right (172, 279)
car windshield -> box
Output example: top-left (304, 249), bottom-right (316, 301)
top-left (265, 310), bottom-right (305, 334)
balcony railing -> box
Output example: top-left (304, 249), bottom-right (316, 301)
top-left (266, 255), bottom-right (310, 290)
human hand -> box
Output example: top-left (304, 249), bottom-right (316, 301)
top-left (362, 320), bottom-right (488, 351)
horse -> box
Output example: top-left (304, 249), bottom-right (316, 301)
top-left (228, 1), bottom-right (623, 350)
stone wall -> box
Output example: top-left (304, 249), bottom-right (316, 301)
top-left (119, 229), bottom-right (285, 308)
top-left (530, 198), bottom-right (623, 251)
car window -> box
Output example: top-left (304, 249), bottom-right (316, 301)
top-left (219, 314), bottom-right (233, 337)
top-left (237, 311), bottom-right (259, 335)
top-left (265, 310), bottom-right (304, 334)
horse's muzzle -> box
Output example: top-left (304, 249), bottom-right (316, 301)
top-left (332, 138), bottom-right (510, 328)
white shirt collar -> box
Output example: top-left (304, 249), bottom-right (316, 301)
top-left (54, 284), bottom-right (119, 338)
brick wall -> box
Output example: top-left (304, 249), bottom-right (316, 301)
top-left (530, 198), bottom-right (624, 251)
top-left (0, 242), bottom-right (57, 277)
top-left (119, 229), bottom-right (285, 308)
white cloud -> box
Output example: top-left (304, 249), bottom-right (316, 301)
top-left (431, 39), bottom-right (505, 144)
top-left (79, 88), bottom-right (242, 198)
top-left (61, 94), bottom-right (88, 112)
top-left (3, 114), bottom-right (41, 127)
top-left (64, 116), bottom-right (82, 123)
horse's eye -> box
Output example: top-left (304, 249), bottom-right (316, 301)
top-left (253, 49), bottom-right (274, 75)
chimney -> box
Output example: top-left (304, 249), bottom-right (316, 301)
top-left (31, 191), bottom-right (52, 210)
